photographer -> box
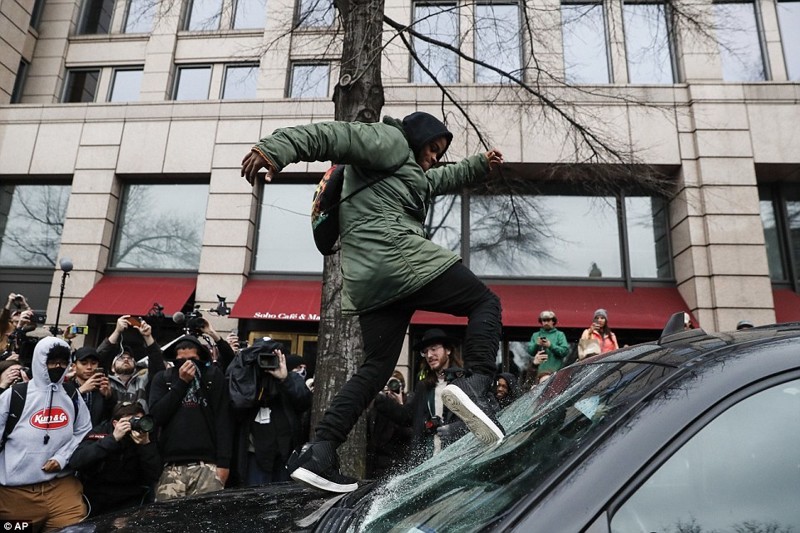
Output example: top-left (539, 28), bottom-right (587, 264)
top-left (183, 311), bottom-right (236, 373)
top-left (1, 293), bottom-right (44, 366)
top-left (373, 329), bottom-right (468, 467)
top-left (526, 310), bottom-right (570, 381)
top-left (97, 315), bottom-right (166, 410)
top-left (70, 347), bottom-right (115, 426)
top-left (230, 340), bottom-right (312, 486)
top-left (0, 359), bottom-right (30, 393)
top-left (69, 401), bottom-right (162, 517)
top-left (366, 370), bottom-right (412, 478)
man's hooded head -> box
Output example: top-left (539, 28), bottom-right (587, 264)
top-left (402, 112), bottom-right (453, 160)
top-left (163, 335), bottom-right (211, 362)
top-left (32, 337), bottom-right (71, 385)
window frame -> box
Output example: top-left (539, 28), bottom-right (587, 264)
top-left (11, 60), bottom-right (29, 104)
top-left (286, 62), bottom-right (330, 98)
top-left (62, 68), bottom-right (101, 103)
top-left (759, 182), bottom-right (800, 291)
top-left (473, 1), bottom-right (523, 84)
top-left (712, 0), bottom-right (770, 82)
top-left (122, 0), bottom-right (156, 33)
top-left (172, 65), bottom-right (213, 101)
top-left (183, 0), bottom-right (223, 31)
top-left (621, 0), bottom-right (679, 84)
top-left (294, 0), bottom-right (335, 28)
top-left (76, 0), bottom-right (116, 34)
top-left (776, 0), bottom-right (800, 81)
top-left (107, 67), bottom-right (144, 102)
top-left (560, 0), bottom-right (613, 84)
top-left (222, 63), bottom-right (260, 99)
top-left (410, 1), bottom-right (461, 84)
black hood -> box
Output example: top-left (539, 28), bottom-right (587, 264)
top-left (163, 335), bottom-right (211, 361)
top-left (401, 112), bottom-right (453, 159)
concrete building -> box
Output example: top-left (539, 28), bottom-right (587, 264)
top-left (1, 0), bottom-right (799, 376)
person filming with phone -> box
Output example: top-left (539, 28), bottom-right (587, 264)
top-left (70, 346), bottom-right (115, 426)
top-left (580, 309), bottom-right (619, 355)
top-left (97, 315), bottom-right (166, 411)
top-left (527, 310), bottom-right (570, 384)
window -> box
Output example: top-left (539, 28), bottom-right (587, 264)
top-left (222, 64), bottom-right (258, 99)
top-left (623, 2), bottom-right (674, 83)
top-left (625, 195), bottom-right (670, 278)
top-left (412, 2), bottom-right (459, 83)
top-left (426, 194), bottom-right (462, 253)
top-left (78, 0), bottom-right (115, 34)
top-left (11, 60), bottom-right (28, 104)
top-left (123, 0), bottom-right (156, 33)
top-left (611, 378), bottom-right (800, 532)
top-left (561, 2), bottom-right (610, 83)
top-left (758, 183), bottom-right (800, 287)
top-left (233, 0), bottom-right (267, 29)
top-left (62, 69), bottom-right (100, 103)
top-left (0, 184), bottom-right (72, 267)
top-left (110, 183), bottom-right (209, 270)
top-left (475, 3), bottom-right (521, 83)
top-left (254, 184), bottom-right (322, 273)
top-left (471, 194), bottom-right (622, 277)
top-left (185, 0), bottom-right (222, 30)
top-left (777, 0), bottom-right (800, 81)
top-left (173, 66), bottom-right (212, 100)
top-left (288, 63), bottom-right (329, 98)
top-left (30, 0), bottom-right (46, 29)
top-left (108, 68), bottom-right (143, 102)
top-left (466, 188), bottom-right (669, 280)
top-left (713, 2), bottom-right (766, 81)
top-left (296, 0), bottom-right (335, 27)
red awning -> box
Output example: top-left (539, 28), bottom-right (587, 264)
top-left (71, 276), bottom-right (196, 316)
top-left (231, 279), bottom-right (689, 330)
top-left (772, 289), bottom-right (800, 323)
top-left (231, 280), bottom-right (323, 321)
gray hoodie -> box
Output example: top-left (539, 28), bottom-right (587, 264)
top-left (0, 337), bottom-right (92, 486)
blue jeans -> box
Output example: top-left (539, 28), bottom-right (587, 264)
top-left (314, 262), bottom-right (501, 445)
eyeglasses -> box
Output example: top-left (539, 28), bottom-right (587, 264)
top-left (541, 318), bottom-right (554, 322)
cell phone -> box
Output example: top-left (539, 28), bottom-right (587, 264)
top-left (127, 316), bottom-right (142, 327)
top-left (69, 325), bottom-right (89, 335)
top-left (93, 368), bottom-right (106, 376)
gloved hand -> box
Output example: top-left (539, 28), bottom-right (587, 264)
top-left (436, 420), bottom-right (467, 442)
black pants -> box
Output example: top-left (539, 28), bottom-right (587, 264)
top-left (314, 262), bottom-right (502, 445)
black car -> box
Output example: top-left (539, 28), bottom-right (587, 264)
top-left (65, 317), bottom-right (800, 532)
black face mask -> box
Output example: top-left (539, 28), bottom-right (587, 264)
top-left (48, 367), bottom-right (65, 383)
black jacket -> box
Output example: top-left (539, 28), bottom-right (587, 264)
top-left (149, 363), bottom-right (233, 468)
top-left (232, 372), bottom-right (311, 484)
top-left (70, 379), bottom-right (114, 427)
top-left (69, 420), bottom-right (162, 515)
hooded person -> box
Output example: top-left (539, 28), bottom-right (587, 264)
top-left (0, 337), bottom-right (92, 530)
top-left (242, 111), bottom-right (506, 493)
top-left (495, 372), bottom-right (519, 409)
top-left (148, 335), bottom-right (233, 501)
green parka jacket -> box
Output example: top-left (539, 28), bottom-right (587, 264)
top-left (252, 116), bottom-right (491, 315)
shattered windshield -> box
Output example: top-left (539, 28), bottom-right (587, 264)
top-left (359, 345), bottom-right (676, 532)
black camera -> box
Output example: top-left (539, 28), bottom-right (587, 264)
top-left (424, 415), bottom-right (443, 435)
top-left (31, 310), bottom-right (47, 325)
top-left (129, 415), bottom-right (154, 433)
top-left (255, 339), bottom-right (284, 370)
top-left (387, 377), bottom-right (402, 393)
top-left (186, 309), bottom-right (206, 337)
top-left (12, 295), bottom-right (24, 309)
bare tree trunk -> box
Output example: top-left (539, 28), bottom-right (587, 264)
top-left (310, 0), bottom-right (385, 479)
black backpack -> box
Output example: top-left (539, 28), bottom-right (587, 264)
top-left (1, 381), bottom-right (81, 451)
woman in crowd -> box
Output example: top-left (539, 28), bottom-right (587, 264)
top-left (580, 309), bottom-right (619, 354)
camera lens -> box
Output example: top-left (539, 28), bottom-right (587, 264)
top-left (130, 415), bottom-right (154, 433)
top-left (387, 378), bottom-right (402, 393)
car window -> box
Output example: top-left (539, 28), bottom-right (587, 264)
top-left (360, 347), bottom-right (677, 532)
top-left (610, 377), bottom-right (800, 533)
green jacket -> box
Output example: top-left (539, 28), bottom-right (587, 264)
top-left (527, 327), bottom-right (570, 374)
top-left (253, 116), bottom-right (490, 315)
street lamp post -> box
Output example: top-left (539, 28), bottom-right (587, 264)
top-left (51, 257), bottom-right (73, 336)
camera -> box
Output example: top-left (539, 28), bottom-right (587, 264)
top-left (387, 377), bottom-right (402, 393)
top-left (12, 294), bottom-right (24, 309)
top-left (424, 415), bottom-right (443, 435)
top-left (129, 415), bottom-right (154, 433)
top-left (30, 310), bottom-right (47, 325)
top-left (69, 325), bottom-right (89, 335)
top-left (254, 339), bottom-right (284, 370)
top-left (186, 309), bottom-right (206, 337)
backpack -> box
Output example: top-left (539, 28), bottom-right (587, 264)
top-left (310, 164), bottom-right (399, 255)
top-left (1, 381), bottom-right (81, 451)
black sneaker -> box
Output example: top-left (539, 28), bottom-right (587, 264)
top-left (288, 441), bottom-right (359, 493)
top-left (442, 373), bottom-right (505, 445)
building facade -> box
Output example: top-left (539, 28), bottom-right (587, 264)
top-left (1, 0), bottom-right (799, 376)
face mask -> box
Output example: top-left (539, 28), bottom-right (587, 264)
top-left (294, 367), bottom-right (307, 379)
top-left (48, 368), bottom-right (65, 383)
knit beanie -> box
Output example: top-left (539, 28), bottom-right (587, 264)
top-left (401, 112), bottom-right (453, 159)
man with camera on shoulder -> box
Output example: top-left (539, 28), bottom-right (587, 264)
top-left (149, 335), bottom-right (233, 501)
top-left (69, 400), bottom-right (162, 516)
top-left (229, 338), bottom-right (312, 486)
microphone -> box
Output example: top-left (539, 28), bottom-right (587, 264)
top-left (172, 311), bottom-right (185, 324)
